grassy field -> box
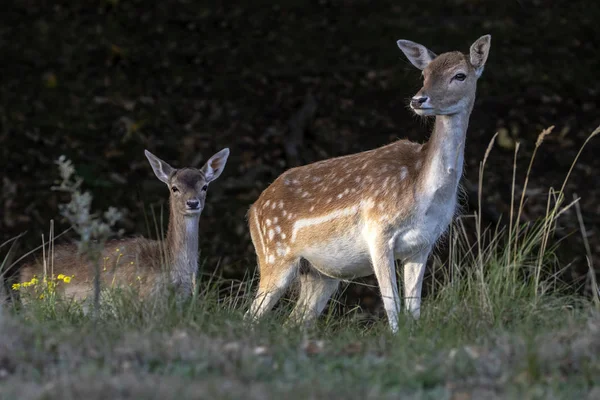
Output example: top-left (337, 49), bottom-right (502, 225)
top-left (1, 128), bottom-right (599, 399)
top-left (1, 264), bottom-right (599, 399)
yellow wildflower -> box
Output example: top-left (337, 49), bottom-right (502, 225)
top-left (11, 283), bottom-right (21, 290)
top-left (57, 274), bottom-right (65, 280)
top-left (63, 276), bottom-right (72, 283)
top-left (30, 278), bottom-right (39, 285)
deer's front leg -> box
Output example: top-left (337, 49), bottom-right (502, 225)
top-left (366, 233), bottom-right (400, 333)
top-left (402, 248), bottom-right (430, 319)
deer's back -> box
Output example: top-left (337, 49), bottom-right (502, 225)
top-left (19, 237), bottom-right (168, 301)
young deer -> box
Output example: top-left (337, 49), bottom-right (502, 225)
top-left (246, 35), bottom-right (491, 332)
top-left (18, 148), bottom-right (229, 301)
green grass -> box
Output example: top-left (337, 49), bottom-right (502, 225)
top-left (1, 266), bottom-right (598, 399)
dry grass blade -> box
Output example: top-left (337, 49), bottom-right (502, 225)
top-left (4, 227), bottom-right (73, 274)
top-left (559, 124), bottom-right (600, 195)
top-left (0, 232), bottom-right (27, 251)
top-left (515, 126), bottom-right (554, 264)
top-left (475, 131), bottom-right (498, 315)
top-left (535, 125), bottom-right (554, 148)
top-left (574, 193), bottom-right (599, 309)
top-left (507, 141), bottom-right (521, 273)
top-left (534, 190), bottom-right (554, 299)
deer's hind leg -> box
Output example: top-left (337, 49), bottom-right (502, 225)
top-left (246, 255), bottom-right (298, 320)
top-left (246, 206), bottom-right (299, 320)
top-left (288, 264), bottom-right (339, 326)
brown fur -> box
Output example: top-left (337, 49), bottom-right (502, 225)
top-left (19, 238), bottom-right (166, 299)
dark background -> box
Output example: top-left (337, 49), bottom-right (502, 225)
top-left (1, 0), bottom-right (599, 310)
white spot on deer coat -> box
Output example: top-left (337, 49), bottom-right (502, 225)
top-left (291, 206), bottom-right (359, 242)
top-left (400, 166), bottom-right (408, 180)
top-left (276, 244), bottom-right (286, 256)
top-left (360, 198), bottom-right (375, 209)
top-left (268, 229), bottom-right (274, 240)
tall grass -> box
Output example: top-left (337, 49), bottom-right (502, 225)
top-left (421, 125), bottom-right (599, 331)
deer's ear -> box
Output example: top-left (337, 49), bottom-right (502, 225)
top-left (397, 39), bottom-right (436, 70)
top-left (145, 150), bottom-right (175, 184)
top-left (202, 148), bottom-right (230, 183)
top-left (470, 34), bottom-right (491, 77)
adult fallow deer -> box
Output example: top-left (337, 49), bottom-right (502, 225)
top-left (246, 35), bottom-right (491, 332)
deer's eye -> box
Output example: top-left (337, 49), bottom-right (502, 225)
top-left (171, 186), bottom-right (179, 193)
top-left (201, 185), bottom-right (208, 191)
top-left (453, 73), bottom-right (466, 81)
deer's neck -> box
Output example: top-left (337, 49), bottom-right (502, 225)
top-left (421, 107), bottom-right (473, 195)
top-left (166, 207), bottom-right (199, 292)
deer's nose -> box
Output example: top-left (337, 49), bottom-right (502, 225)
top-left (410, 96), bottom-right (429, 108)
top-left (186, 199), bottom-right (200, 210)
